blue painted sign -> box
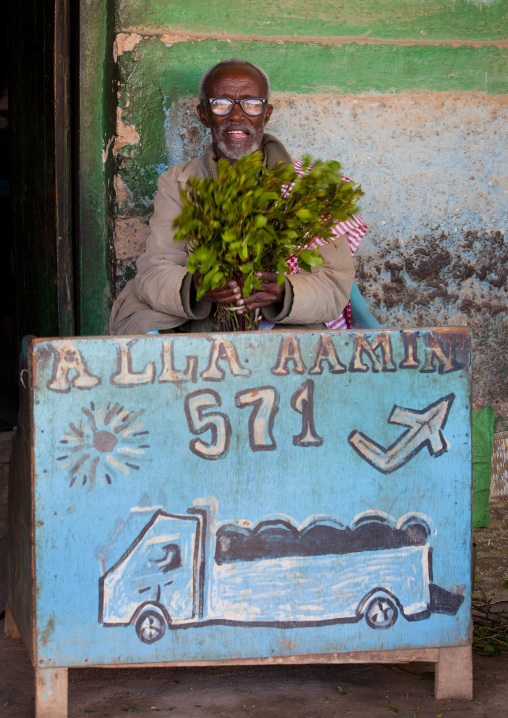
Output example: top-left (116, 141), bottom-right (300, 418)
top-left (29, 329), bottom-right (471, 667)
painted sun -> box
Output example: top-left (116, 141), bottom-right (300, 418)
top-left (57, 401), bottom-right (150, 487)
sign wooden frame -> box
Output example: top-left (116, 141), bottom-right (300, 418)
top-left (6, 329), bottom-right (473, 716)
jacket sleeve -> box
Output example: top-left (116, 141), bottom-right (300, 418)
top-left (134, 169), bottom-right (212, 320)
top-left (268, 234), bottom-right (355, 325)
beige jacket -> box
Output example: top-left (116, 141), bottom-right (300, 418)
top-left (110, 135), bottom-right (355, 335)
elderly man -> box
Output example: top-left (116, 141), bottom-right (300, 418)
top-left (110, 58), bottom-right (365, 335)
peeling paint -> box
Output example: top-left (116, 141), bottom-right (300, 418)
top-left (102, 135), bottom-right (115, 166)
top-left (114, 217), bottom-right (150, 260)
top-left (39, 614), bottom-right (55, 646)
top-left (354, 230), bottom-right (507, 416)
top-left (114, 107), bottom-right (140, 154)
top-left (113, 32), bottom-right (143, 61)
top-left (114, 175), bottom-right (131, 216)
top-left (160, 34), bottom-right (187, 47)
top-left (116, 257), bottom-right (137, 291)
top-left (122, 29), bottom-right (508, 50)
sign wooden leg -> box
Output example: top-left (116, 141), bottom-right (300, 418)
top-left (435, 645), bottom-right (473, 700)
top-left (3, 604), bottom-right (21, 639)
top-left (35, 667), bottom-right (68, 718)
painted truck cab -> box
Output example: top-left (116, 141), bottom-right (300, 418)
top-left (100, 512), bottom-right (202, 639)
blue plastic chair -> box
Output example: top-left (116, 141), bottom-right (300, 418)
top-left (349, 281), bottom-right (380, 329)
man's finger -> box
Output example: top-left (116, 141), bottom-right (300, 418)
top-left (199, 279), bottom-right (241, 304)
top-left (256, 271), bottom-right (279, 283)
top-left (243, 293), bottom-right (282, 309)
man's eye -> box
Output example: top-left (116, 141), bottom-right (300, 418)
top-left (243, 100), bottom-right (263, 114)
top-left (211, 99), bottom-right (233, 115)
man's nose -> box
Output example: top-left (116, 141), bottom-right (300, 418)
top-left (230, 102), bottom-right (245, 121)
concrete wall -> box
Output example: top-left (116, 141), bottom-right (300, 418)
top-left (109, 1), bottom-right (508, 423)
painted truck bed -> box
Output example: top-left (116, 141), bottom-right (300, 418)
top-left (210, 546), bottom-right (430, 624)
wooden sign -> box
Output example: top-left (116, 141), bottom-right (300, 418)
top-left (7, 328), bottom-right (473, 716)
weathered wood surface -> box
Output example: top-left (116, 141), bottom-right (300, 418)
top-left (90, 646), bottom-right (441, 668)
top-left (8, 329), bottom-right (472, 699)
top-left (35, 667), bottom-right (68, 718)
top-left (6, 347), bottom-right (35, 662)
top-left (435, 646), bottom-right (473, 701)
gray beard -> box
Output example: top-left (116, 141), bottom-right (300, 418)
top-left (212, 123), bottom-right (264, 161)
top-left (216, 136), bottom-right (262, 160)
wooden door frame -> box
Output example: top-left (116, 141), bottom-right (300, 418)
top-left (11, 0), bottom-right (116, 344)
top-left (77, 0), bottom-right (116, 336)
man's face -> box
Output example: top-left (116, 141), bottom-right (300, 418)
top-left (197, 65), bottom-right (273, 161)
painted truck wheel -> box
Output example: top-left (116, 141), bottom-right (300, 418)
top-left (364, 596), bottom-right (398, 629)
top-left (135, 609), bottom-right (167, 644)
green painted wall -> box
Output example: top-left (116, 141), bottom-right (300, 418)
top-left (119, 0), bottom-right (508, 42)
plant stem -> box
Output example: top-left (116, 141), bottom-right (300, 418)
top-left (237, 273), bottom-right (246, 332)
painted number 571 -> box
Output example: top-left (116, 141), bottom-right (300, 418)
top-left (184, 380), bottom-right (322, 460)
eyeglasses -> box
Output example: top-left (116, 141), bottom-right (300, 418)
top-left (206, 98), bottom-right (267, 117)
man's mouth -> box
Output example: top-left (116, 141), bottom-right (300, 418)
top-left (223, 125), bottom-right (251, 141)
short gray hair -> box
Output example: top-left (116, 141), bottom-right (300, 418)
top-left (198, 58), bottom-right (271, 102)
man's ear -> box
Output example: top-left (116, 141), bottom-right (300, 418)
top-left (197, 103), bottom-right (211, 129)
top-left (264, 104), bottom-right (274, 125)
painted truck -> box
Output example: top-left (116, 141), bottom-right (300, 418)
top-left (99, 499), bottom-right (464, 643)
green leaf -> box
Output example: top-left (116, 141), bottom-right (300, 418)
top-left (277, 259), bottom-right (289, 279)
top-left (239, 262), bottom-right (254, 275)
top-left (222, 230), bottom-right (236, 243)
top-left (298, 260), bottom-right (313, 273)
top-left (335, 686), bottom-right (347, 695)
top-left (259, 191), bottom-right (280, 202)
top-left (211, 271), bottom-right (224, 289)
top-left (254, 215), bottom-right (267, 229)
top-left (298, 249), bottom-right (324, 267)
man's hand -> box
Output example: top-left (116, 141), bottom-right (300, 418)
top-left (193, 271), bottom-right (284, 315)
top-left (239, 272), bottom-right (285, 312)
top-left (193, 272), bottom-right (241, 306)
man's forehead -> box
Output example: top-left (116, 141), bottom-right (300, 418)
top-left (206, 64), bottom-right (267, 96)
